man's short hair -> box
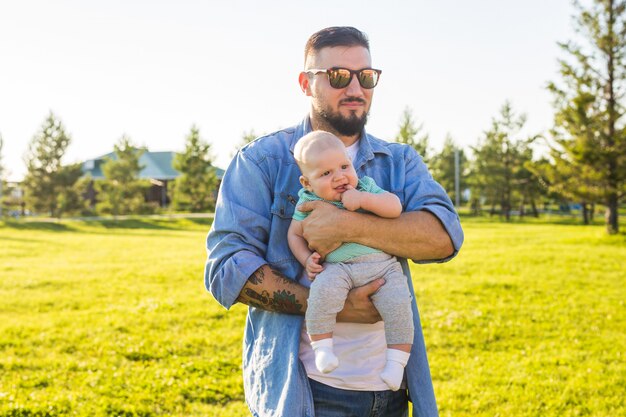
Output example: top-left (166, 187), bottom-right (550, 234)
top-left (304, 26), bottom-right (370, 64)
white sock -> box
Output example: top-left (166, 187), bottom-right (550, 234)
top-left (380, 349), bottom-right (410, 391)
top-left (310, 338), bottom-right (339, 374)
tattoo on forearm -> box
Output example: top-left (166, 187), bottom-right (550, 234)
top-left (243, 288), bottom-right (270, 305)
top-left (270, 267), bottom-right (288, 280)
top-left (238, 268), bottom-right (305, 314)
top-left (272, 267), bottom-right (302, 288)
top-left (272, 289), bottom-right (303, 313)
top-left (249, 268), bottom-right (265, 285)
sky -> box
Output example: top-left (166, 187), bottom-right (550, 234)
top-left (0, 0), bottom-right (576, 181)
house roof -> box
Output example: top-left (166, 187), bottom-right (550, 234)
top-left (140, 151), bottom-right (181, 180)
top-left (81, 151), bottom-right (224, 181)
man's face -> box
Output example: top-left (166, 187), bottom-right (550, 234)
top-left (302, 46), bottom-right (375, 137)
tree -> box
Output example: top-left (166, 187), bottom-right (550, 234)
top-left (22, 112), bottom-right (83, 217)
top-left (468, 102), bottom-right (537, 220)
top-left (544, 0), bottom-right (626, 233)
top-left (72, 175), bottom-right (96, 216)
top-left (95, 135), bottom-right (150, 216)
top-left (240, 129), bottom-right (257, 147)
top-left (395, 107), bottom-right (430, 161)
top-left (517, 147), bottom-right (545, 218)
top-left (430, 134), bottom-right (468, 207)
top-left (528, 147), bottom-right (602, 224)
top-left (231, 129), bottom-right (260, 158)
top-left (172, 125), bottom-right (218, 212)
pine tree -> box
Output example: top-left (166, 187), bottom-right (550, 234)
top-left (395, 107), bottom-right (430, 161)
top-left (95, 135), bottom-right (149, 216)
top-left (240, 129), bottom-right (257, 147)
top-left (231, 129), bottom-right (261, 158)
top-left (431, 134), bottom-right (467, 207)
top-left (545, 0), bottom-right (626, 233)
top-left (529, 156), bottom-right (599, 223)
top-left (517, 147), bottom-right (545, 218)
top-left (172, 125), bottom-right (218, 212)
top-left (468, 102), bottom-right (536, 220)
top-left (22, 112), bottom-right (82, 217)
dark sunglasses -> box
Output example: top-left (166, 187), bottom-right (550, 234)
top-left (306, 67), bottom-right (382, 89)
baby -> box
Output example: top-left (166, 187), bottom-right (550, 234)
top-left (287, 130), bottom-right (414, 391)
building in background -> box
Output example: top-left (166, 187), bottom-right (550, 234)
top-left (81, 151), bottom-right (224, 208)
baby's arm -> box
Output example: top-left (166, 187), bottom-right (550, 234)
top-left (341, 185), bottom-right (402, 218)
top-left (288, 219), bottom-right (324, 278)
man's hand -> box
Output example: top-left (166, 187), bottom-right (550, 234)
top-left (336, 278), bottom-right (384, 324)
top-left (340, 185), bottom-right (362, 211)
top-left (298, 200), bottom-right (348, 258)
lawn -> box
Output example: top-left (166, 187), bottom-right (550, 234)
top-left (0, 216), bottom-right (624, 416)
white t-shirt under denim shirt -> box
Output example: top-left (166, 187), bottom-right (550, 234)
top-left (298, 139), bottom-right (390, 391)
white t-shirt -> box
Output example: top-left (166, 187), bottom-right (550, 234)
top-left (298, 138), bottom-right (389, 391)
top-left (344, 139), bottom-right (359, 163)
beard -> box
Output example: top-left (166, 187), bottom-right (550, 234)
top-left (316, 100), bottom-right (369, 137)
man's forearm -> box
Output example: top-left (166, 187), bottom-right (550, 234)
top-left (299, 201), bottom-right (455, 261)
top-left (235, 264), bottom-right (382, 324)
top-left (343, 210), bottom-right (454, 261)
top-left (236, 264), bottom-right (308, 315)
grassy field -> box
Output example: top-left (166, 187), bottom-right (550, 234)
top-left (0, 215), bottom-right (624, 416)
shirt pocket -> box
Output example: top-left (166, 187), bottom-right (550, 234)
top-left (267, 192), bottom-right (299, 268)
top-left (270, 192), bottom-right (297, 220)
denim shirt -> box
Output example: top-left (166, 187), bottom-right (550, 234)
top-left (205, 117), bottom-right (464, 417)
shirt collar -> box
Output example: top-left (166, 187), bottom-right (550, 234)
top-left (289, 116), bottom-right (392, 168)
top-left (289, 117), bottom-right (312, 155)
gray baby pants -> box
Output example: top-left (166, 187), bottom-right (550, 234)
top-left (306, 252), bottom-right (414, 345)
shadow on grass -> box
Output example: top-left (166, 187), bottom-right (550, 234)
top-left (458, 212), bottom-right (614, 227)
top-left (91, 218), bottom-right (181, 230)
top-left (1, 215), bottom-right (213, 233)
top-left (1, 220), bottom-right (75, 232)
top-left (92, 216), bottom-right (213, 230)
top-left (599, 230), bottom-right (626, 246)
top-left (187, 217), bottom-right (213, 227)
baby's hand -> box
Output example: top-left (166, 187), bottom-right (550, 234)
top-left (305, 252), bottom-right (324, 280)
top-left (341, 185), bottom-right (362, 211)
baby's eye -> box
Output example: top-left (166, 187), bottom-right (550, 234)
top-left (341, 165), bottom-right (349, 170)
top-left (321, 171), bottom-right (330, 176)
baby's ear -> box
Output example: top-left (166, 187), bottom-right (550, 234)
top-left (299, 175), bottom-right (311, 190)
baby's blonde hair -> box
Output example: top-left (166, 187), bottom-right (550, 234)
top-left (294, 130), bottom-right (346, 173)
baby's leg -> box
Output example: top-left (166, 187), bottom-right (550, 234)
top-left (306, 263), bottom-right (352, 373)
top-left (370, 260), bottom-right (414, 390)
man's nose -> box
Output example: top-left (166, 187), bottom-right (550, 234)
top-left (345, 74), bottom-right (364, 96)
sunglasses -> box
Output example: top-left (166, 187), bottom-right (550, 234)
top-left (306, 67), bottom-right (382, 89)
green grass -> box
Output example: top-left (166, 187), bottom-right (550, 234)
top-left (0, 218), bottom-right (248, 417)
top-left (418, 219), bottom-right (625, 417)
top-left (0, 216), bottom-right (624, 416)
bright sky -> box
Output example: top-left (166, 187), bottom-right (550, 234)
top-left (0, 0), bottom-right (574, 181)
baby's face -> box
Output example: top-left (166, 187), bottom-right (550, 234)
top-left (300, 146), bottom-right (358, 201)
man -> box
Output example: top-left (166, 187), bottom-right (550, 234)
top-left (205, 26), bottom-right (463, 417)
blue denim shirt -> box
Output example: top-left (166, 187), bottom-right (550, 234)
top-left (205, 117), bottom-right (464, 417)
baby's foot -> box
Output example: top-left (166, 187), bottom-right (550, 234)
top-left (311, 339), bottom-right (339, 373)
top-left (380, 349), bottom-right (410, 391)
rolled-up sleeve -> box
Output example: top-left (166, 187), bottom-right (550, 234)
top-left (204, 150), bottom-right (271, 309)
top-left (402, 150), bottom-right (464, 263)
